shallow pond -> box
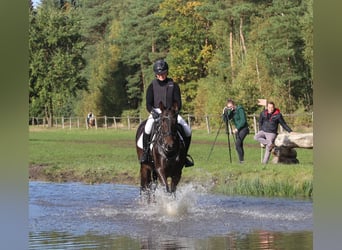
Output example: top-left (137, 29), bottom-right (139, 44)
top-left (29, 181), bottom-right (312, 249)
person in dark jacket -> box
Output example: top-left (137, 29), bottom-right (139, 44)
top-left (222, 99), bottom-right (250, 163)
top-left (254, 101), bottom-right (293, 164)
top-left (140, 59), bottom-right (194, 167)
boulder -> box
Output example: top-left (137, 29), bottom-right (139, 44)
top-left (271, 132), bottom-right (313, 164)
top-left (274, 132), bottom-right (313, 149)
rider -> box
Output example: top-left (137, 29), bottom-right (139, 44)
top-left (140, 59), bottom-right (194, 167)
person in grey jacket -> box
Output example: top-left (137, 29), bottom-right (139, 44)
top-left (254, 101), bottom-right (293, 164)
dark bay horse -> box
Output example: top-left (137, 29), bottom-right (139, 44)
top-left (135, 103), bottom-right (186, 198)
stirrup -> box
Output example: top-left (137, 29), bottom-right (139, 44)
top-left (184, 154), bottom-right (194, 167)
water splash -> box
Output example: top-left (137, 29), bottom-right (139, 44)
top-left (136, 183), bottom-right (206, 220)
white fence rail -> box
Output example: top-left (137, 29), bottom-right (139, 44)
top-left (29, 112), bottom-right (313, 134)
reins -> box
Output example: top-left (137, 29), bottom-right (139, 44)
top-left (153, 112), bottom-right (180, 159)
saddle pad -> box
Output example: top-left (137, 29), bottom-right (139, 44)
top-left (137, 134), bottom-right (143, 149)
top-left (136, 134), bottom-right (155, 150)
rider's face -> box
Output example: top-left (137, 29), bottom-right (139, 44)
top-left (156, 72), bottom-right (167, 81)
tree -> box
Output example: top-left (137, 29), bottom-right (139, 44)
top-left (244, 0), bottom-right (312, 112)
top-left (158, 0), bottom-right (214, 82)
top-left (29, 4), bottom-right (87, 126)
top-left (118, 0), bottom-right (166, 112)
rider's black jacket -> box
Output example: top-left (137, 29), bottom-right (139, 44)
top-left (145, 78), bottom-right (182, 112)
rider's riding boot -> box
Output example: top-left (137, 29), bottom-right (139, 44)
top-left (183, 136), bottom-right (194, 167)
top-left (140, 132), bottom-right (150, 164)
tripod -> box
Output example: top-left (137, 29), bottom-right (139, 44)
top-left (207, 117), bottom-right (235, 163)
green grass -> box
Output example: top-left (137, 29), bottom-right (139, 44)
top-left (29, 127), bottom-right (313, 199)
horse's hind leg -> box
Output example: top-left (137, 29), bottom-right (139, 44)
top-left (140, 164), bottom-right (152, 193)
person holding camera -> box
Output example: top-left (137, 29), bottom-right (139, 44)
top-left (254, 101), bottom-right (293, 164)
top-left (140, 59), bottom-right (194, 167)
top-left (222, 99), bottom-right (250, 163)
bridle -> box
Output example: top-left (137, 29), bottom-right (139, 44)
top-left (154, 111), bottom-right (179, 159)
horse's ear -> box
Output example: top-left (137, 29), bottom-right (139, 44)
top-left (173, 102), bottom-right (178, 112)
top-left (173, 102), bottom-right (179, 115)
top-left (159, 101), bottom-right (164, 111)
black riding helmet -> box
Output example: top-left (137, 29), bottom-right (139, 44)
top-left (153, 59), bottom-right (168, 75)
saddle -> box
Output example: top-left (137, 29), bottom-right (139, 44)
top-left (137, 121), bottom-right (185, 150)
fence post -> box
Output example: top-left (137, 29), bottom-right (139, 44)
top-left (62, 117), bottom-right (65, 129)
top-left (95, 117), bottom-right (98, 129)
top-left (187, 114), bottom-right (191, 129)
top-left (104, 116), bottom-right (107, 129)
top-left (253, 114), bottom-right (257, 134)
top-left (69, 116), bottom-right (72, 129)
top-left (114, 117), bottom-right (117, 129)
top-left (205, 114), bottom-right (210, 134)
top-left (127, 115), bottom-right (131, 130)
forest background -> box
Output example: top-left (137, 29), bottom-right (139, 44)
top-left (29, 0), bottom-right (313, 127)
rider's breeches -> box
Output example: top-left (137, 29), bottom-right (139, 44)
top-left (144, 109), bottom-right (192, 137)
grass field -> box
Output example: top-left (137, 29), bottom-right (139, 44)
top-left (29, 127), bottom-right (313, 199)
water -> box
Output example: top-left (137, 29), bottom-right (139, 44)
top-left (29, 181), bottom-right (313, 249)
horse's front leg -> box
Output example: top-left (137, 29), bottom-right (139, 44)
top-left (156, 167), bottom-right (170, 193)
top-left (170, 172), bottom-right (182, 194)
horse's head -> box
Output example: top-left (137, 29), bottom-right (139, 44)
top-left (158, 102), bottom-right (179, 152)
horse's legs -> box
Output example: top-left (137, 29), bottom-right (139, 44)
top-left (171, 173), bottom-right (182, 193)
top-left (156, 167), bottom-right (170, 193)
top-left (140, 164), bottom-right (152, 192)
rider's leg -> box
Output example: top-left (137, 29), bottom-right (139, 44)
top-left (183, 135), bottom-right (194, 167)
top-left (140, 116), bottom-right (154, 164)
top-left (177, 115), bottom-right (194, 167)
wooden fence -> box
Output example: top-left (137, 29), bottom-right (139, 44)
top-left (29, 112), bottom-right (313, 134)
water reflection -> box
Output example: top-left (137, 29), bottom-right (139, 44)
top-left (30, 230), bottom-right (312, 249)
top-left (29, 182), bottom-right (312, 249)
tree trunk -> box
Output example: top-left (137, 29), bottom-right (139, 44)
top-left (229, 37), bottom-right (234, 80)
top-left (151, 37), bottom-right (155, 53)
top-left (239, 17), bottom-right (247, 57)
top-left (229, 17), bottom-right (234, 81)
top-left (45, 99), bottom-right (53, 127)
top-left (256, 57), bottom-right (261, 91)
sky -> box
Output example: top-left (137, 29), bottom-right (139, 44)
top-left (32, 0), bottom-right (41, 8)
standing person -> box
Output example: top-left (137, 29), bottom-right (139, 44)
top-left (140, 59), bottom-right (194, 167)
top-left (254, 101), bottom-right (293, 164)
top-left (222, 99), bottom-right (250, 163)
top-left (87, 112), bottom-right (93, 126)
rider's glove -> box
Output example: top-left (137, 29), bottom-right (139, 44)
top-left (151, 109), bottom-right (159, 120)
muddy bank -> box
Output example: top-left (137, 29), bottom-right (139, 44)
top-left (29, 164), bottom-right (139, 185)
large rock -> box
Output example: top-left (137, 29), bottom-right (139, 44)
top-left (271, 132), bottom-right (313, 164)
top-left (274, 133), bottom-right (313, 149)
